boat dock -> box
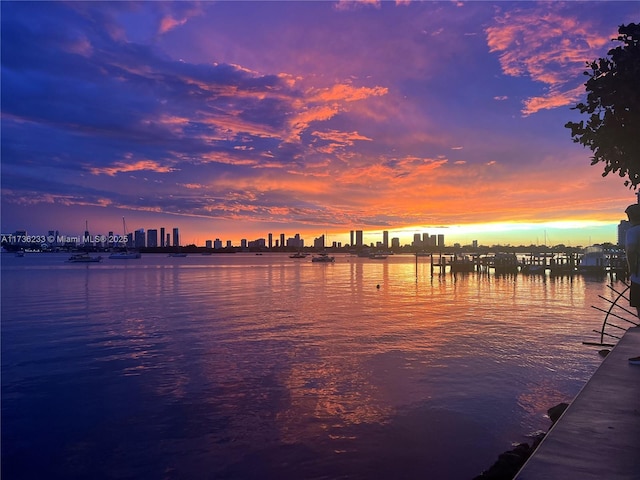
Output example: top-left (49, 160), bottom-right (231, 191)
top-left (515, 326), bottom-right (640, 479)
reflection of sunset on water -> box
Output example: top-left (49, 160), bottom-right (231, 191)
top-left (2, 253), bottom-right (618, 478)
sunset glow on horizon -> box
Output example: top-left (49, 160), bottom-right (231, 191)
top-left (2, 1), bottom-right (639, 248)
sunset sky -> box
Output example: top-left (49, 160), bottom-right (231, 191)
top-left (2, 1), bottom-right (639, 247)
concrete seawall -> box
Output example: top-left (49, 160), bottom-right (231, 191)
top-left (515, 326), bottom-right (640, 479)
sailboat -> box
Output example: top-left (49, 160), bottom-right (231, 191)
top-left (108, 217), bottom-right (141, 259)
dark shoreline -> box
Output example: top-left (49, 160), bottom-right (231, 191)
top-left (472, 403), bottom-right (569, 480)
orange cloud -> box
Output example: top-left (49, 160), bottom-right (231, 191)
top-left (90, 159), bottom-right (177, 176)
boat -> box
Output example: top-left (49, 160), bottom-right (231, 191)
top-left (578, 245), bottom-right (609, 274)
top-left (108, 217), bottom-right (141, 259)
top-left (109, 251), bottom-right (141, 259)
top-left (492, 252), bottom-right (520, 274)
top-left (289, 252), bottom-right (308, 258)
top-left (368, 253), bottom-right (388, 260)
top-left (67, 253), bottom-right (102, 263)
top-left (449, 254), bottom-right (475, 273)
top-left (311, 253), bottom-right (335, 263)
top-left (168, 253), bottom-right (188, 257)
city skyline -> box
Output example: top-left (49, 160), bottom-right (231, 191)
top-left (1, 220), bottom-right (625, 249)
top-left (2, 2), bottom-right (639, 247)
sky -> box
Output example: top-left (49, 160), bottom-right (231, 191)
top-left (2, 1), bottom-right (640, 248)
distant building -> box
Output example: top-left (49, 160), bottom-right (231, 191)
top-left (160, 227), bottom-right (165, 247)
top-left (173, 228), bottom-right (179, 247)
top-left (391, 237), bottom-right (400, 248)
top-left (280, 233), bottom-right (285, 248)
top-left (355, 230), bottom-right (363, 247)
top-left (214, 239), bottom-right (223, 249)
top-left (413, 233), bottom-right (421, 248)
top-left (437, 234), bottom-right (445, 248)
top-left (287, 233), bottom-right (303, 249)
top-left (619, 220), bottom-right (631, 248)
top-left (314, 234), bottom-right (325, 250)
top-left (383, 230), bottom-right (389, 249)
top-left (134, 229), bottom-right (145, 248)
top-left (350, 230), bottom-right (354, 246)
top-left (205, 240), bottom-right (212, 249)
top-left (249, 238), bottom-right (266, 249)
top-left (165, 233), bottom-right (171, 247)
top-left (147, 229), bottom-right (158, 248)
top-left (268, 233), bottom-right (273, 249)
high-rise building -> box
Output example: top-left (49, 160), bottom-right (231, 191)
top-left (173, 228), bottom-right (179, 247)
top-left (147, 229), bottom-right (158, 248)
top-left (383, 230), bottom-right (389, 249)
top-left (287, 233), bottom-right (303, 249)
top-left (350, 230), bottom-right (354, 247)
top-left (205, 240), bottom-right (212, 249)
top-left (413, 233), bottom-right (422, 248)
top-left (314, 235), bottom-right (325, 250)
top-left (215, 239), bottom-right (223, 249)
top-left (437, 234), bottom-right (445, 248)
top-left (268, 233), bottom-right (273, 249)
top-left (166, 233), bottom-right (171, 247)
top-left (619, 220), bottom-right (631, 248)
top-left (355, 230), bottom-right (363, 247)
top-left (280, 233), bottom-right (285, 249)
top-left (160, 227), bottom-right (165, 247)
top-left (134, 229), bottom-right (145, 248)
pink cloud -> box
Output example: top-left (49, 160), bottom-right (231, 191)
top-left (485, 6), bottom-right (617, 115)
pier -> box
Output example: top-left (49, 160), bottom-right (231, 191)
top-left (417, 249), bottom-right (628, 278)
top-left (515, 326), bottom-right (640, 479)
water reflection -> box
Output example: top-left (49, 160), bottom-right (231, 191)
top-left (1, 253), bottom-right (618, 479)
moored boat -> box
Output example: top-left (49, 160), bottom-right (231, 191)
top-left (311, 253), bottom-right (335, 263)
top-left (109, 251), bottom-right (141, 259)
top-left (67, 253), bottom-right (102, 263)
top-left (578, 245), bottom-right (609, 274)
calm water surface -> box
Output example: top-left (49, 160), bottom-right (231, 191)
top-left (1, 253), bottom-right (620, 479)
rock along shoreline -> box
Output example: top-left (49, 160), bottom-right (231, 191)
top-left (472, 402), bottom-right (569, 480)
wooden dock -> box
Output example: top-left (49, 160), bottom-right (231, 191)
top-left (515, 326), bottom-right (640, 479)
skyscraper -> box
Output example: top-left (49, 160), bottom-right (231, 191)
top-left (355, 230), bottom-right (363, 247)
top-left (173, 228), bottom-right (179, 247)
top-left (147, 229), bottom-right (158, 248)
top-left (134, 229), bottom-right (145, 248)
top-left (383, 230), bottom-right (389, 249)
top-left (160, 227), bottom-right (165, 247)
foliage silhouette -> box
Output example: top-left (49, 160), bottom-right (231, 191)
top-left (566, 23), bottom-right (640, 188)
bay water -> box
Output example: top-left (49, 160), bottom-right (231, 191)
top-left (1, 253), bottom-right (621, 479)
